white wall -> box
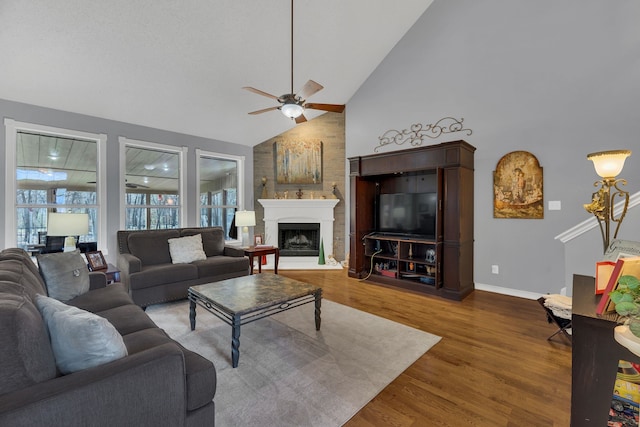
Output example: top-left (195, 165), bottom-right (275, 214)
top-left (345, 0), bottom-right (640, 295)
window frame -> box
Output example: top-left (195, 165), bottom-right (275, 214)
top-left (4, 118), bottom-right (107, 251)
top-left (119, 136), bottom-right (187, 230)
top-left (195, 149), bottom-right (246, 242)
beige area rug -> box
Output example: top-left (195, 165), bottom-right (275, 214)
top-left (146, 299), bottom-right (441, 427)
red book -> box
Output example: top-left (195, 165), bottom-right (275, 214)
top-left (595, 261), bottom-right (616, 295)
top-left (596, 256), bottom-right (640, 315)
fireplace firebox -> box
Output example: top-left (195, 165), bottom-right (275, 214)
top-left (278, 223), bottom-right (320, 256)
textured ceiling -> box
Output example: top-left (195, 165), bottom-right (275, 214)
top-left (0, 0), bottom-right (433, 147)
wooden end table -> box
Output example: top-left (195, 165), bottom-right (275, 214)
top-left (244, 246), bottom-right (279, 274)
top-left (104, 263), bottom-right (121, 283)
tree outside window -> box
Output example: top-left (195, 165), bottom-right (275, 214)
top-left (124, 145), bottom-right (182, 230)
top-left (15, 132), bottom-right (98, 247)
top-left (199, 155), bottom-right (239, 239)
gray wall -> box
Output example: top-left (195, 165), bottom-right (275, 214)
top-left (345, 0), bottom-right (640, 295)
top-left (0, 98), bottom-right (254, 264)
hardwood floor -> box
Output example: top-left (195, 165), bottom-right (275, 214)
top-left (279, 270), bottom-right (571, 427)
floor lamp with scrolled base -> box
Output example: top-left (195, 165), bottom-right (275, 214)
top-left (583, 149), bottom-right (631, 253)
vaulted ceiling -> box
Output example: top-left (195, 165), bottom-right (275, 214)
top-left (0, 0), bottom-right (433, 147)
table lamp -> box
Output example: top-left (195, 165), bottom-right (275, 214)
top-left (47, 213), bottom-right (89, 252)
top-left (235, 210), bottom-right (256, 247)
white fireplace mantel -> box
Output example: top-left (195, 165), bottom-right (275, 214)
top-left (258, 198), bottom-right (339, 260)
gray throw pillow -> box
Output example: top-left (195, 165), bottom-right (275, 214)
top-left (168, 234), bottom-right (207, 264)
top-left (37, 250), bottom-right (90, 301)
top-left (35, 294), bottom-right (128, 374)
top-left (182, 228), bottom-right (225, 257)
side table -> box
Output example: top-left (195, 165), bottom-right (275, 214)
top-left (244, 246), bottom-right (279, 275)
top-left (104, 263), bottom-right (121, 284)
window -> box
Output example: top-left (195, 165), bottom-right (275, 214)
top-left (4, 119), bottom-right (106, 250)
top-left (196, 150), bottom-right (244, 240)
top-left (120, 137), bottom-right (186, 230)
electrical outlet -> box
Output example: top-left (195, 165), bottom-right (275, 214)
top-left (491, 265), bottom-right (499, 274)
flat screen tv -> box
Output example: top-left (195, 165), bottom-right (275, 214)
top-left (378, 192), bottom-right (437, 237)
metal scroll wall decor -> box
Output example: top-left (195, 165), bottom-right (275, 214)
top-left (375, 117), bottom-right (472, 152)
top-left (493, 151), bottom-right (544, 219)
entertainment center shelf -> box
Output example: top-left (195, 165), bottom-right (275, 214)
top-left (364, 234), bottom-right (441, 289)
top-left (348, 140), bottom-right (475, 301)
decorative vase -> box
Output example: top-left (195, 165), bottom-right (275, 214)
top-left (318, 238), bottom-right (325, 265)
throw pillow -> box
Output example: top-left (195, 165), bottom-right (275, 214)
top-left (168, 234), bottom-right (207, 264)
top-left (35, 294), bottom-right (128, 375)
top-left (37, 250), bottom-right (90, 302)
top-left (182, 228), bottom-right (225, 257)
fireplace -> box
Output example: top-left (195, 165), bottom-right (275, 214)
top-left (279, 223), bottom-right (320, 256)
top-left (258, 198), bottom-right (339, 269)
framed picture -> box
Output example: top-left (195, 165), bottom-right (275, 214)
top-left (275, 139), bottom-right (322, 184)
top-left (86, 251), bottom-right (107, 271)
top-left (493, 150), bottom-right (544, 219)
top-left (254, 234), bottom-right (264, 246)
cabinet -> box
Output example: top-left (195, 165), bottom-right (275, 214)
top-left (571, 274), bottom-right (640, 426)
top-left (348, 140), bottom-right (475, 300)
top-left (364, 234), bottom-right (441, 288)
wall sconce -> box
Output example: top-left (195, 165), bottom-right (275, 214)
top-left (47, 213), bottom-right (89, 252)
top-left (235, 210), bottom-right (256, 247)
top-left (584, 150), bottom-right (631, 253)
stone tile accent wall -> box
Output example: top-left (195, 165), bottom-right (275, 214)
top-left (253, 112), bottom-right (346, 260)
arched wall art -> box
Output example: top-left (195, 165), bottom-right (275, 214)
top-left (493, 151), bottom-right (544, 219)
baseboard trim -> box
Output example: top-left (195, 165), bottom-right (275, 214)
top-left (475, 283), bottom-right (542, 300)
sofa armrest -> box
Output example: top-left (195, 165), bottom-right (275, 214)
top-left (88, 271), bottom-right (108, 290)
top-left (118, 253), bottom-right (142, 275)
top-left (223, 246), bottom-right (246, 257)
top-left (0, 343), bottom-right (188, 427)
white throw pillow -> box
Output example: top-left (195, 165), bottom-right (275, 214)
top-left (37, 249), bottom-right (90, 301)
top-left (168, 234), bottom-right (207, 264)
top-left (35, 295), bottom-right (128, 374)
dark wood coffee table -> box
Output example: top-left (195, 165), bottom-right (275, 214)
top-left (188, 273), bottom-right (322, 368)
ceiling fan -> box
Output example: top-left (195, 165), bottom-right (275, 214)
top-left (243, 0), bottom-right (345, 124)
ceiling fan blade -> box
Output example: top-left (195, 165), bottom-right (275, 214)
top-left (304, 103), bottom-right (345, 113)
top-left (295, 114), bottom-right (307, 124)
top-left (297, 80), bottom-right (323, 100)
top-left (242, 87), bottom-right (280, 101)
top-left (248, 106), bottom-right (280, 115)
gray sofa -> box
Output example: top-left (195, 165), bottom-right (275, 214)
top-left (0, 248), bottom-right (216, 426)
top-left (117, 227), bottom-right (250, 308)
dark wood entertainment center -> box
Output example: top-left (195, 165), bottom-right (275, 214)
top-left (348, 140), bottom-right (475, 300)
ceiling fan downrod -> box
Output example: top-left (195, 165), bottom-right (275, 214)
top-left (290, 0), bottom-right (294, 96)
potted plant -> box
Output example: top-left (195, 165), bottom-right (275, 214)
top-left (610, 275), bottom-right (640, 356)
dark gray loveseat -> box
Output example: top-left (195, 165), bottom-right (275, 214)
top-left (117, 226), bottom-right (250, 308)
top-left (0, 248), bottom-right (216, 426)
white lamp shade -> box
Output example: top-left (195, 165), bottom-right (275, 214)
top-left (47, 213), bottom-right (89, 236)
top-left (587, 150), bottom-right (631, 178)
top-left (235, 210), bottom-right (256, 227)
top-left (281, 102), bottom-right (304, 119)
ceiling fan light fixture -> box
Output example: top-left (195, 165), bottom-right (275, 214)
top-left (281, 101), bottom-right (304, 119)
